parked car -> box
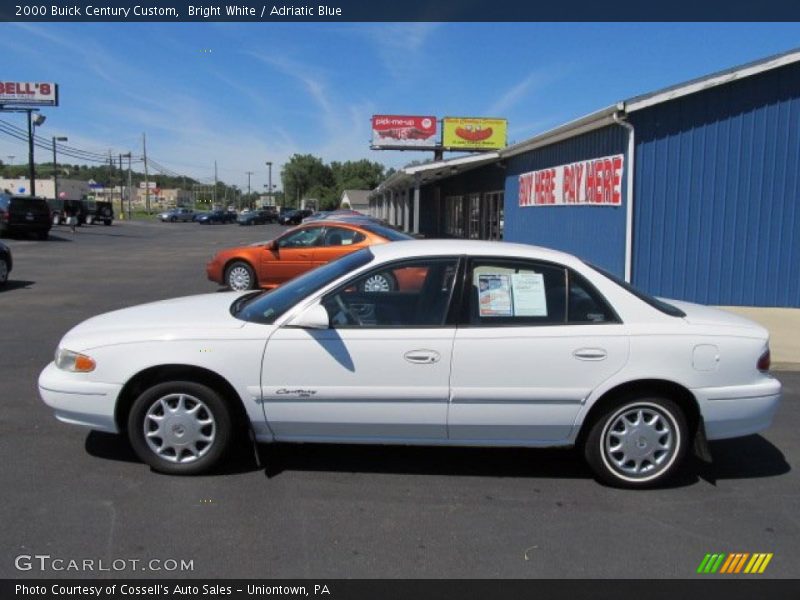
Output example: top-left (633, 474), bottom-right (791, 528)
top-left (85, 201), bottom-right (114, 226)
top-left (196, 210), bottom-right (235, 225)
top-left (237, 209), bottom-right (277, 226)
top-left (278, 209), bottom-right (312, 225)
top-left (206, 220), bottom-right (414, 291)
top-left (0, 240), bottom-right (12, 286)
top-left (159, 208), bottom-right (195, 223)
top-left (39, 240), bottom-right (781, 485)
top-left (0, 193), bottom-right (51, 240)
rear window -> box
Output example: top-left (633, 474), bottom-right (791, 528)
top-left (585, 262), bottom-right (686, 317)
top-left (358, 221), bottom-right (414, 241)
top-left (10, 197), bottom-right (49, 212)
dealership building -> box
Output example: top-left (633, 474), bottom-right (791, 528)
top-left (371, 48), bottom-right (800, 308)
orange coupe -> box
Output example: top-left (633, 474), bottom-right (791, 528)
top-left (207, 219), bottom-right (421, 292)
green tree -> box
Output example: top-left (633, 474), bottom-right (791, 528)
top-left (281, 154), bottom-right (334, 208)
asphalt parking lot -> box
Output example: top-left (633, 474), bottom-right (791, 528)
top-left (0, 219), bottom-right (798, 579)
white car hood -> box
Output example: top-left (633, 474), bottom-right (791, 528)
top-left (665, 298), bottom-right (769, 338)
top-left (61, 292), bottom-right (252, 351)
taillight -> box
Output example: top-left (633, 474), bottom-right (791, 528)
top-left (757, 349), bottom-right (771, 373)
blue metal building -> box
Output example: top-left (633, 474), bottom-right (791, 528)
top-left (501, 49), bottom-right (800, 308)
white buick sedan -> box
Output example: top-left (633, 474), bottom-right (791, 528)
top-left (39, 240), bottom-right (781, 487)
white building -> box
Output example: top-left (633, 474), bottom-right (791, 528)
top-left (0, 177), bottom-right (90, 200)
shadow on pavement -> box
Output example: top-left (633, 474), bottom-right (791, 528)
top-left (85, 431), bottom-right (790, 487)
top-left (0, 279), bottom-right (35, 292)
top-left (698, 435), bottom-right (791, 484)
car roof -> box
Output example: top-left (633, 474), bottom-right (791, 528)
top-left (366, 238), bottom-right (581, 265)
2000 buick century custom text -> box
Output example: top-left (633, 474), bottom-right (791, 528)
top-left (38, 240), bottom-right (781, 487)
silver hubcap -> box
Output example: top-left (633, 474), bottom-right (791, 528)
top-left (0, 260), bottom-right (7, 283)
top-left (143, 393), bottom-right (216, 464)
top-left (228, 266), bottom-right (252, 290)
top-left (602, 404), bottom-right (677, 480)
top-left (363, 274), bottom-right (391, 293)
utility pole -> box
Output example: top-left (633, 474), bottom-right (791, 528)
top-left (142, 133), bottom-right (150, 213)
top-left (245, 171), bottom-right (253, 209)
top-left (213, 161), bottom-right (218, 207)
top-left (27, 111), bottom-right (35, 195)
top-left (52, 136), bottom-right (67, 203)
top-left (266, 161), bottom-right (273, 207)
top-left (117, 153), bottom-right (124, 216)
top-left (124, 152), bottom-right (132, 219)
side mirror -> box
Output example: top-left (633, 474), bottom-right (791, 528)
top-left (287, 303), bottom-right (329, 330)
top-left (266, 240), bottom-right (278, 251)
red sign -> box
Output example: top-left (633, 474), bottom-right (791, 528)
top-left (371, 115), bottom-right (437, 149)
top-left (519, 154), bottom-right (624, 207)
top-left (0, 81), bottom-right (58, 106)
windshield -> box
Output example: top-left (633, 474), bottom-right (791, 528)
top-left (584, 262), bottom-right (686, 317)
top-left (357, 221), bottom-right (414, 241)
top-left (233, 248), bottom-right (374, 324)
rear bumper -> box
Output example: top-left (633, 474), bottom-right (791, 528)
top-left (693, 378), bottom-right (782, 440)
top-left (38, 362), bottom-right (122, 433)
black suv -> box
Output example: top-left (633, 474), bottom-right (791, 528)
top-left (48, 198), bottom-right (87, 225)
top-left (0, 193), bottom-right (52, 240)
top-left (87, 201), bottom-right (114, 226)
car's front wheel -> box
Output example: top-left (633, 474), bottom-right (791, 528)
top-left (584, 396), bottom-right (688, 488)
top-left (127, 381), bottom-right (233, 475)
top-left (0, 258), bottom-right (9, 285)
top-left (225, 261), bottom-right (257, 291)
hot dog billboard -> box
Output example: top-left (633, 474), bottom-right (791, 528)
top-left (371, 115), bottom-right (437, 149)
top-left (442, 117), bottom-right (507, 150)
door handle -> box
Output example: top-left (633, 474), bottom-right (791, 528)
top-left (404, 350), bottom-right (441, 364)
top-left (573, 348), bottom-right (607, 361)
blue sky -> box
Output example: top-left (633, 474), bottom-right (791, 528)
top-left (2, 22), bottom-right (800, 191)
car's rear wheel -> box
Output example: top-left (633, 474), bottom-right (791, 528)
top-left (226, 261), bottom-right (257, 291)
top-left (127, 381), bottom-right (233, 475)
top-left (0, 258), bottom-right (8, 284)
top-left (584, 396), bottom-right (688, 488)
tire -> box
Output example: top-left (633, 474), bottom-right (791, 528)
top-left (104, 220), bottom-right (112, 226)
top-left (127, 380), bottom-right (234, 475)
top-left (0, 258), bottom-right (8, 285)
top-left (361, 271), bottom-right (397, 293)
top-left (225, 261), bottom-right (257, 291)
top-left (584, 396), bottom-right (688, 488)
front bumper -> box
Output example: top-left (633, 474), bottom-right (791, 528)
top-left (206, 261), bottom-right (223, 284)
top-left (38, 362), bottom-right (122, 433)
top-left (693, 377), bottom-right (782, 440)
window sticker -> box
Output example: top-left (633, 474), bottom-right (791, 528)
top-left (478, 274), bottom-right (513, 316)
top-left (511, 272), bottom-right (548, 316)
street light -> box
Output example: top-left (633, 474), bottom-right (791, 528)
top-left (52, 136), bottom-right (68, 204)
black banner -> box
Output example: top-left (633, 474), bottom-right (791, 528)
top-left (1, 0), bottom-right (800, 22)
top-left (3, 580), bottom-right (800, 600)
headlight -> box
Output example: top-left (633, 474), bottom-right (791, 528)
top-left (55, 348), bottom-right (96, 372)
